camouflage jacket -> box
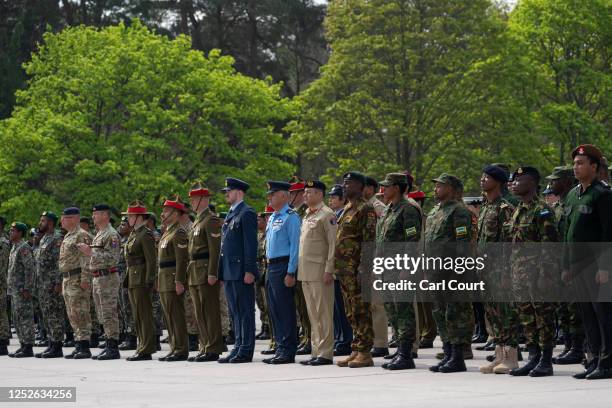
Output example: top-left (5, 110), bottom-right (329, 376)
top-left (59, 227), bottom-right (93, 285)
top-left (425, 200), bottom-right (473, 243)
top-left (257, 231), bottom-right (266, 276)
top-left (0, 235), bottom-right (10, 291)
top-left (34, 231), bottom-right (63, 291)
top-left (477, 196), bottom-right (514, 244)
top-left (118, 235), bottom-right (128, 276)
top-left (552, 194), bottom-right (569, 242)
top-left (334, 197), bottom-right (377, 275)
top-left (89, 224), bottom-right (122, 271)
top-left (376, 198), bottom-right (422, 243)
top-left (7, 240), bottom-right (35, 296)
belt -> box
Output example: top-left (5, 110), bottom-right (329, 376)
top-left (62, 268), bottom-right (81, 278)
top-left (159, 260), bottom-right (176, 269)
top-left (127, 257), bottom-right (145, 266)
top-left (189, 252), bottom-right (209, 261)
top-left (267, 256), bottom-right (290, 265)
top-left (92, 267), bottom-right (118, 278)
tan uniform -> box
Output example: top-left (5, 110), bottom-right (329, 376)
top-left (158, 222), bottom-right (189, 355)
top-left (188, 208), bottom-right (223, 354)
top-left (367, 196), bottom-right (389, 349)
top-left (298, 202), bottom-right (337, 360)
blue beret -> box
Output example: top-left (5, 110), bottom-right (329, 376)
top-left (92, 203), bottom-right (111, 212)
top-left (221, 177), bottom-right (250, 192)
top-left (62, 207), bottom-right (80, 216)
top-left (483, 165), bottom-right (509, 183)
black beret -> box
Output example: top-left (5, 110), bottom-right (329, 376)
top-left (92, 203), bottom-right (111, 212)
top-left (62, 207), bottom-right (80, 216)
top-left (514, 166), bottom-right (540, 182)
top-left (305, 180), bottom-right (327, 192)
top-left (483, 165), bottom-right (509, 183)
top-left (343, 171), bottom-right (367, 185)
top-left (365, 176), bottom-right (378, 189)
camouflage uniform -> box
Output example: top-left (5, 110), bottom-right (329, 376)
top-left (34, 231), bottom-right (65, 342)
top-left (477, 196), bottom-right (518, 347)
top-left (377, 197), bottom-right (421, 350)
top-left (255, 231), bottom-right (270, 331)
top-left (368, 195), bottom-right (390, 350)
top-left (89, 224), bottom-right (122, 341)
top-left (334, 197), bottom-right (376, 352)
top-left (508, 198), bottom-right (558, 350)
top-left (8, 240), bottom-right (36, 345)
top-left (425, 200), bottom-right (474, 346)
top-left (118, 234), bottom-right (135, 337)
top-left (0, 234), bottom-right (10, 343)
top-left (60, 226), bottom-right (93, 341)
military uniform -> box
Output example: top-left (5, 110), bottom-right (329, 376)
top-left (8, 234), bottom-right (36, 356)
top-left (188, 204), bottom-right (224, 359)
top-left (118, 232), bottom-right (136, 348)
top-left (0, 233), bottom-right (10, 352)
top-left (292, 195), bottom-right (312, 354)
top-left (34, 227), bottom-right (65, 356)
top-left (158, 215), bottom-right (190, 360)
top-left (182, 219), bottom-right (199, 350)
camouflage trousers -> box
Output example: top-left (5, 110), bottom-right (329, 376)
top-left (432, 302), bottom-right (474, 345)
top-left (384, 299), bottom-right (416, 348)
top-left (484, 302), bottom-right (519, 347)
top-left (152, 291), bottom-right (164, 336)
top-left (10, 294), bottom-right (35, 344)
top-left (255, 278), bottom-right (269, 328)
top-left (90, 292), bottom-right (102, 337)
top-left (183, 288), bottom-right (198, 335)
top-left (0, 289), bottom-right (9, 340)
top-left (62, 276), bottom-right (92, 341)
top-left (220, 285), bottom-right (230, 336)
top-left (557, 302), bottom-right (584, 343)
top-left (119, 284), bottom-right (135, 336)
top-left (37, 287), bottom-right (66, 342)
top-left (92, 273), bottom-right (120, 340)
top-left (338, 273), bottom-right (373, 352)
top-left (518, 302), bottom-right (556, 349)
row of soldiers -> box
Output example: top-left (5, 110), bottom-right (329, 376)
top-left (1, 143), bottom-right (611, 381)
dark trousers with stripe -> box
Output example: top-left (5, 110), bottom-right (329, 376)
top-left (266, 261), bottom-right (297, 358)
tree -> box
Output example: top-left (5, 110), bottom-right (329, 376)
top-left (0, 21), bottom-right (295, 225)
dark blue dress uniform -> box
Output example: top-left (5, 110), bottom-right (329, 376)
top-left (219, 178), bottom-right (259, 363)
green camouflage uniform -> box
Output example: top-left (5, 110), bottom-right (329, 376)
top-left (334, 197), bottom-right (376, 352)
top-left (34, 231), bottom-right (65, 342)
top-left (8, 240), bottom-right (36, 345)
top-left (508, 198), bottom-right (558, 350)
top-left (255, 231), bottom-right (272, 341)
top-left (425, 200), bottom-right (474, 345)
top-left (0, 234), bottom-right (11, 342)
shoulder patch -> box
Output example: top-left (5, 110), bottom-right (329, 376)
top-left (405, 227), bottom-right (417, 237)
top-left (455, 226), bottom-right (468, 237)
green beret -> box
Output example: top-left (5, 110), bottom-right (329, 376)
top-left (10, 222), bottom-right (28, 234)
top-left (41, 211), bottom-right (58, 223)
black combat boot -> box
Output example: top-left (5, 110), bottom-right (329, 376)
top-left (0, 339), bottom-right (8, 356)
top-left (63, 331), bottom-right (75, 347)
top-left (35, 340), bottom-right (52, 358)
top-left (41, 341), bottom-right (63, 358)
top-left (574, 358), bottom-right (598, 379)
top-left (439, 343), bottom-right (467, 373)
top-left (88, 333), bottom-right (99, 348)
top-left (97, 338), bottom-right (120, 360)
top-left (386, 344), bottom-right (415, 371)
top-left (92, 340), bottom-right (108, 360)
top-left (529, 347), bottom-right (554, 377)
top-left (429, 342), bottom-right (452, 372)
top-left (555, 337), bottom-right (584, 365)
top-left (74, 340), bottom-right (92, 359)
top-left (64, 341), bottom-right (79, 359)
top-left (119, 334), bottom-right (137, 351)
top-left (509, 345), bottom-right (541, 376)
top-left (13, 343), bottom-right (34, 358)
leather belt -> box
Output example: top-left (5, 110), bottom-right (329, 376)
top-left (92, 267), bottom-right (118, 278)
top-left (127, 257), bottom-right (145, 266)
top-left (62, 268), bottom-right (81, 278)
top-left (159, 260), bottom-right (176, 269)
top-left (190, 252), bottom-right (209, 261)
top-left (267, 256), bottom-right (290, 265)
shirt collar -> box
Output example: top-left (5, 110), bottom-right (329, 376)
top-left (306, 201), bottom-right (324, 215)
top-left (274, 203), bottom-right (290, 215)
top-left (230, 200), bottom-right (243, 212)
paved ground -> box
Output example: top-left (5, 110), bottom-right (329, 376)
top-left (3, 337), bottom-right (611, 408)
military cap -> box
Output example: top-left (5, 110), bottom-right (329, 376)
top-left (221, 177), bottom-right (249, 192)
top-left (545, 166), bottom-right (574, 180)
top-left (431, 173), bottom-right (463, 190)
top-left (10, 222), bottom-right (28, 234)
top-left (572, 144), bottom-right (603, 162)
top-left (258, 206), bottom-right (274, 217)
top-left (92, 203), bottom-right (111, 212)
top-left (266, 181), bottom-right (291, 194)
top-left (379, 173), bottom-right (408, 187)
top-left (189, 182), bottom-right (210, 197)
top-left (365, 176), bottom-right (378, 189)
top-left (289, 177), bottom-right (305, 192)
top-left (491, 163), bottom-right (511, 173)
top-left (162, 196), bottom-right (187, 212)
top-left (482, 165), bottom-right (509, 183)
top-left (514, 166), bottom-right (540, 182)
top-left (80, 216), bottom-right (90, 223)
top-left (305, 180), bottom-right (327, 192)
top-left (408, 191), bottom-right (426, 200)
top-left (62, 207), bottom-right (80, 216)
top-left (328, 184), bottom-right (344, 197)
top-left (122, 200), bottom-right (148, 215)
top-left (343, 171), bottom-right (367, 185)
top-left (40, 211), bottom-right (58, 224)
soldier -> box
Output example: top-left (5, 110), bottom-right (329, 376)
top-left (218, 177), bottom-right (258, 364)
top-left (475, 165), bottom-right (519, 374)
top-left (426, 174), bottom-right (474, 373)
top-left (492, 163), bottom-right (520, 206)
top-left (545, 166), bottom-right (585, 365)
top-left (79, 217), bottom-right (91, 233)
top-left (186, 183), bottom-right (224, 362)
top-left (563, 144), bottom-right (612, 380)
top-left (120, 201), bottom-right (158, 361)
top-left (377, 173), bottom-right (422, 370)
top-left (0, 217), bottom-right (10, 356)
top-left (117, 216), bottom-right (137, 351)
top-left (256, 207), bottom-right (272, 343)
top-left (157, 197), bottom-right (190, 361)
top-left (78, 204), bottom-right (122, 360)
top-left (327, 184), bottom-right (352, 356)
top-left (335, 171), bottom-right (376, 368)
top-left (180, 206), bottom-right (199, 352)
top-left (298, 180), bottom-right (337, 366)
top-left (59, 208), bottom-right (94, 359)
top-left (363, 176), bottom-right (390, 358)
top-left (506, 167), bottom-right (559, 377)
top-left (33, 211), bottom-right (65, 358)
top-left (7, 222), bottom-right (36, 358)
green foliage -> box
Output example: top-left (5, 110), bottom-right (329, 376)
top-left (0, 21), bottom-right (295, 225)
